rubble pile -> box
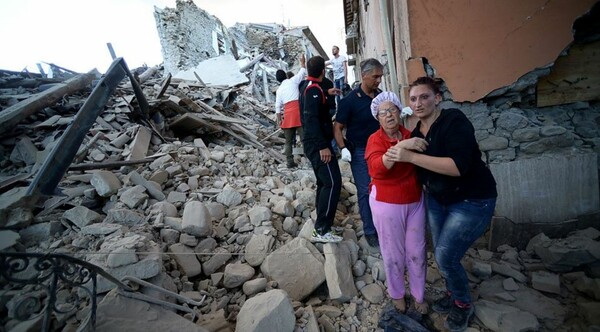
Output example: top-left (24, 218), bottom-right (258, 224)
top-left (1, 64), bottom-right (599, 332)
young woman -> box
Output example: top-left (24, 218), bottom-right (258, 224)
top-left (365, 91), bottom-right (429, 314)
top-left (390, 77), bottom-right (497, 332)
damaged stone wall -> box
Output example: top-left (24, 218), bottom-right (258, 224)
top-left (154, 0), bottom-right (232, 75)
top-left (229, 23), bottom-right (306, 69)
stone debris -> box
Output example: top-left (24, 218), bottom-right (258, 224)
top-left (1, 7), bottom-right (599, 332)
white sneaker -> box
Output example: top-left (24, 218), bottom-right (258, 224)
top-left (311, 230), bottom-right (343, 243)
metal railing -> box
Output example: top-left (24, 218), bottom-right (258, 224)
top-left (0, 252), bottom-right (206, 331)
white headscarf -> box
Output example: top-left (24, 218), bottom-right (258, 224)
top-left (370, 91), bottom-right (403, 119)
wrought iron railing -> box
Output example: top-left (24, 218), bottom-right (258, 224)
top-left (0, 252), bottom-right (206, 331)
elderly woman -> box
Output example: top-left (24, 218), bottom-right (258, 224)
top-left (365, 91), bottom-right (429, 314)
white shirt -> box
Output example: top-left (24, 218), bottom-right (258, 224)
top-left (328, 55), bottom-right (347, 80)
top-left (275, 68), bottom-right (306, 114)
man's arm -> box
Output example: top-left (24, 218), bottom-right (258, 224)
top-left (333, 122), bottom-right (346, 149)
top-left (291, 54), bottom-right (307, 85)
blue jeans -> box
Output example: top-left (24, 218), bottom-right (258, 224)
top-left (426, 194), bottom-right (496, 304)
top-left (350, 147), bottom-right (376, 236)
top-left (334, 77), bottom-right (345, 106)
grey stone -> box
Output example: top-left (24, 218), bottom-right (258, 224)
top-left (91, 170), bottom-right (122, 197)
top-left (475, 299), bottom-right (539, 332)
top-left (0, 230), bottom-right (20, 250)
top-left (260, 237), bottom-right (325, 301)
top-left (96, 289), bottom-right (207, 332)
top-left (80, 223), bottom-right (122, 236)
top-left (63, 206), bottom-right (103, 228)
top-left (19, 221), bottom-right (63, 244)
top-left (272, 200), bottom-right (294, 217)
top-left (540, 125), bottom-right (567, 137)
top-left (245, 234), bottom-right (274, 267)
top-left (502, 278), bottom-right (519, 291)
top-left (150, 201), bottom-right (178, 217)
top-left (235, 289), bottom-right (295, 332)
top-left (169, 243), bottom-right (202, 278)
top-left (242, 278), bottom-right (268, 296)
top-left (166, 191), bottom-right (187, 203)
top-left (248, 206), bottom-right (271, 226)
top-left (471, 260), bottom-right (492, 279)
top-left (119, 185), bottom-right (148, 209)
top-left (496, 111), bottom-right (529, 131)
top-left (512, 127), bottom-right (540, 142)
top-left (202, 248), bottom-right (232, 275)
top-left (360, 283), bottom-right (384, 304)
top-left (491, 262), bottom-right (527, 283)
top-left (223, 263), bottom-right (255, 288)
top-left (282, 217), bottom-right (298, 235)
top-left (182, 201), bottom-right (212, 237)
top-left (478, 135), bottom-right (509, 151)
top-left (216, 185), bottom-right (242, 207)
top-left (531, 271), bottom-right (561, 294)
top-left (160, 229), bottom-right (180, 245)
top-left (323, 243), bottom-right (358, 302)
top-left (179, 233), bottom-right (198, 247)
top-left (107, 247), bottom-right (138, 268)
top-left (106, 209), bottom-right (145, 226)
top-left (205, 202), bottom-right (226, 221)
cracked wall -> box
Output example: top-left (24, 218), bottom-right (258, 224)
top-left (406, 0), bottom-right (597, 102)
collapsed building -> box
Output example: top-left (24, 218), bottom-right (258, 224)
top-left (0, 0), bottom-right (599, 331)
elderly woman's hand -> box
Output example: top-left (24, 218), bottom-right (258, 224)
top-left (385, 144), bottom-right (417, 163)
top-left (397, 137), bottom-right (428, 152)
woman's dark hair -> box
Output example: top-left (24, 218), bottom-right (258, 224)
top-left (409, 76), bottom-right (443, 95)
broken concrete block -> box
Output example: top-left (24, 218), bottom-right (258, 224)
top-left (216, 185), bottom-right (242, 207)
top-left (91, 170), bottom-right (121, 197)
top-left (324, 243), bottom-right (358, 302)
top-left (531, 271), bottom-right (561, 294)
top-left (169, 243), bottom-right (202, 278)
top-left (19, 221), bottom-right (63, 244)
top-left (107, 247), bottom-right (138, 268)
top-left (182, 201), bottom-right (212, 237)
top-left (202, 248), bottom-right (232, 276)
top-left (223, 262), bottom-right (255, 288)
top-left (360, 283), bottom-right (384, 304)
top-left (119, 185), bottom-right (149, 209)
top-left (261, 237), bottom-right (325, 301)
top-left (242, 278), bottom-right (268, 296)
top-left (235, 289), bottom-right (294, 332)
top-left (63, 206), bottom-right (103, 228)
top-left (244, 234), bottom-right (274, 267)
top-left (0, 230), bottom-right (20, 250)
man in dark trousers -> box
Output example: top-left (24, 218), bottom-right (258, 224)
top-left (300, 55), bottom-right (343, 243)
top-left (334, 58), bottom-right (384, 248)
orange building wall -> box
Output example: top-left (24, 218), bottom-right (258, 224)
top-left (406, 0), bottom-right (597, 102)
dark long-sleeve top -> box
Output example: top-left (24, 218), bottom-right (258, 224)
top-left (299, 77), bottom-right (334, 150)
top-left (411, 108), bottom-right (497, 204)
top-left (365, 126), bottom-right (422, 204)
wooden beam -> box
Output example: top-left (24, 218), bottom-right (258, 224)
top-left (0, 71), bottom-right (97, 133)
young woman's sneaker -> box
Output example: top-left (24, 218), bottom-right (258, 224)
top-left (445, 303), bottom-right (474, 332)
top-left (311, 230), bottom-right (343, 243)
top-left (432, 294), bottom-right (453, 313)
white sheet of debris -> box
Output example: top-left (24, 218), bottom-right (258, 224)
top-left (173, 54), bottom-right (249, 87)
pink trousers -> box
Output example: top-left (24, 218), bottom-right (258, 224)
top-left (369, 185), bottom-right (426, 302)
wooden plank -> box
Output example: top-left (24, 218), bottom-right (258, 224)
top-left (537, 40), bottom-right (600, 107)
top-left (0, 71), bottom-right (97, 133)
top-left (169, 113), bottom-right (222, 133)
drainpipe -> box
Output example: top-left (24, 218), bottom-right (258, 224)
top-left (379, 0), bottom-right (399, 95)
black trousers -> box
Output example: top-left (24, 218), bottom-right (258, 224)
top-left (303, 141), bottom-right (342, 234)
